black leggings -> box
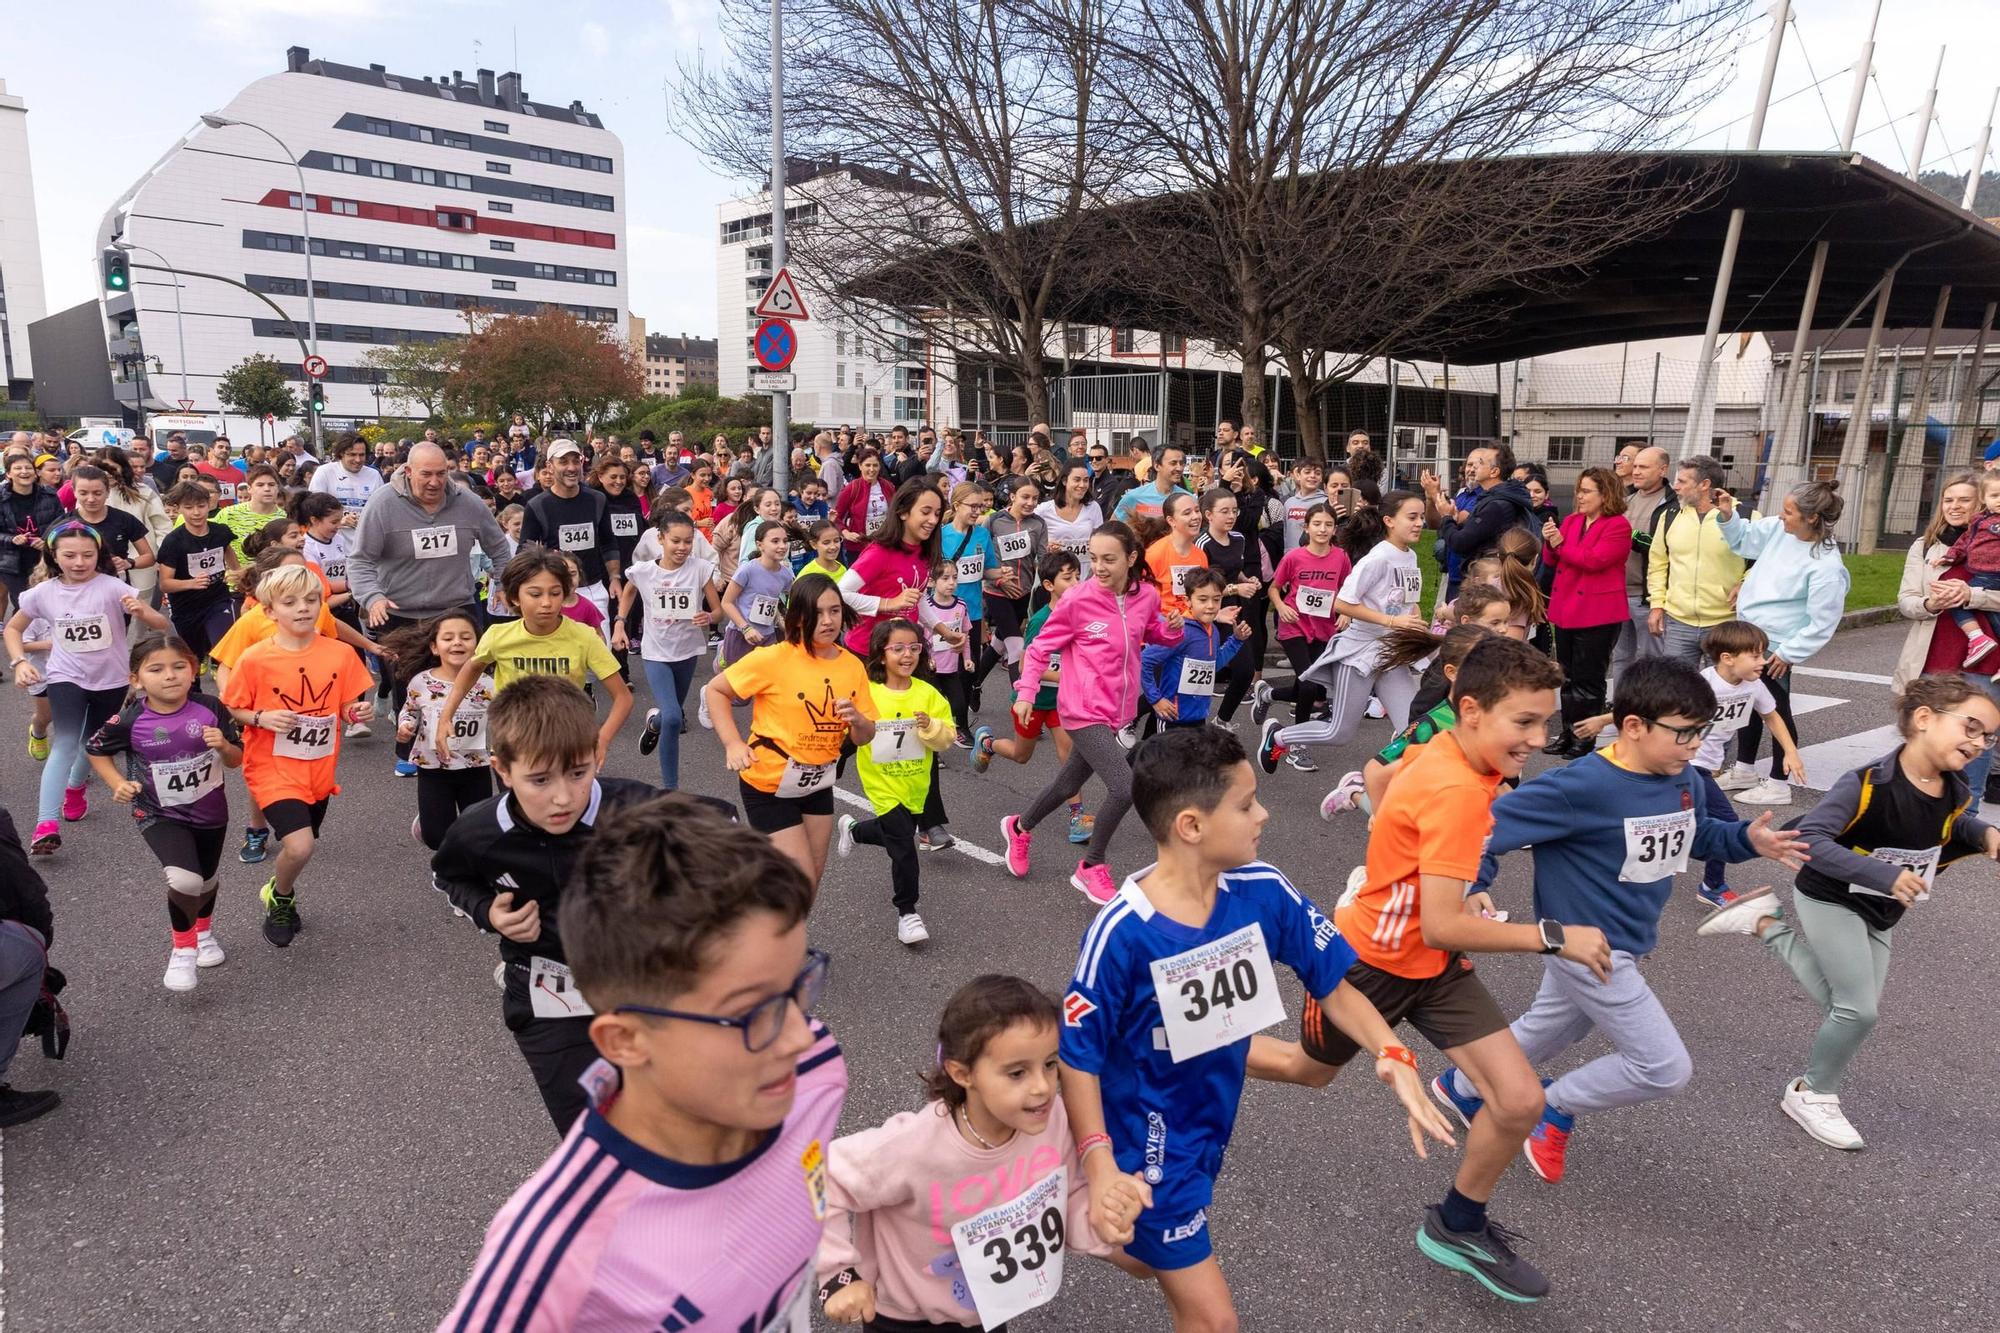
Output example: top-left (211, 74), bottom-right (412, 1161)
top-left (1266, 637), bottom-right (1328, 723)
top-left (416, 766), bottom-right (494, 850)
top-left (142, 822), bottom-right (226, 932)
top-left (929, 668), bottom-right (971, 738)
top-left (1215, 609), bottom-right (1260, 722)
top-left (851, 805), bottom-right (922, 914)
top-left (1736, 661), bottom-right (1796, 768)
top-left (1553, 621), bottom-right (1621, 731)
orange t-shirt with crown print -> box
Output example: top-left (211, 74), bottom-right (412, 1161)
top-left (221, 635), bottom-right (374, 806)
top-left (721, 641), bottom-right (876, 795)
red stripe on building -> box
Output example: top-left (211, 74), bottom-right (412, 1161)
top-left (253, 190), bottom-right (616, 250)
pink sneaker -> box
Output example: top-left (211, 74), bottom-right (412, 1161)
top-left (29, 821), bottom-right (59, 855)
top-left (1071, 859), bottom-right (1117, 904)
top-left (1001, 815), bottom-right (1032, 879)
top-left (1966, 632), bottom-right (1997, 667)
top-left (61, 785), bottom-right (88, 822)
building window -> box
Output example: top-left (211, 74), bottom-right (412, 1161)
top-left (532, 263), bottom-right (556, 279)
top-left (489, 239), bottom-right (515, 252)
top-left (443, 172), bottom-right (473, 190)
top-left (263, 234), bottom-right (294, 251)
top-left (493, 279), bottom-right (517, 291)
top-left (329, 155), bottom-right (359, 173)
top-left (1161, 332), bottom-right (1185, 355)
top-left (411, 167), bottom-right (437, 185)
top-left (436, 211), bottom-right (475, 230)
top-left (489, 200), bottom-right (513, 213)
top-left (1112, 327), bottom-right (1136, 354)
top-left (331, 199), bottom-right (358, 216)
top-left (1546, 435), bottom-right (1585, 464)
top-left (368, 160), bottom-right (395, 178)
top-left (414, 127), bottom-right (434, 143)
top-left (363, 118), bottom-right (392, 135)
top-left (333, 242), bottom-right (367, 260)
top-left (486, 161), bottom-right (511, 174)
top-left (441, 133), bottom-right (471, 149)
top-left (485, 120), bottom-right (509, 133)
top-left (381, 247), bottom-right (404, 262)
top-left (529, 147), bottom-right (552, 163)
top-left (415, 250), bottom-right (443, 267)
top-left (286, 193), bottom-right (317, 211)
top-left (590, 271), bottom-right (615, 285)
top-left (449, 254), bottom-right (474, 270)
top-left (1064, 326), bottom-right (1089, 356)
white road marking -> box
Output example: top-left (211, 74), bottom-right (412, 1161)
top-left (1787, 692), bottom-right (1845, 717)
top-left (831, 786), bottom-right (1007, 866)
top-left (1793, 666), bottom-right (1893, 687)
top-left (1793, 724), bottom-right (1904, 783)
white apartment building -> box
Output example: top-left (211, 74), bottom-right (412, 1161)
top-left (96, 46), bottom-right (626, 423)
top-left (0, 78), bottom-right (49, 388)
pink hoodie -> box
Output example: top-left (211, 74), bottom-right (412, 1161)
top-left (1015, 576), bottom-right (1182, 729)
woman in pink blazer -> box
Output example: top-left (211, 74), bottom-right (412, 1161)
top-left (1542, 466), bottom-right (1634, 757)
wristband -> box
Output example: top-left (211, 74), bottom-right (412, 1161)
top-left (1076, 1132), bottom-right (1113, 1161)
top-left (817, 1267), bottom-right (861, 1305)
top-left (1376, 1044), bottom-right (1418, 1072)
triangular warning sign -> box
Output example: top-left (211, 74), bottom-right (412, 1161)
top-left (753, 266), bottom-right (811, 322)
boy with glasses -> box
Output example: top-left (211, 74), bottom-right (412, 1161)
top-left (441, 789), bottom-right (841, 1332)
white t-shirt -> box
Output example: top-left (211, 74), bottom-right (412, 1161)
top-left (1326, 542), bottom-right (1421, 674)
top-left (1696, 665), bottom-right (1776, 771)
top-left (303, 530), bottom-right (353, 587)
top-left (633, 527), bottom-right (718, 568)
top-left (626, 558), bottom-right (719, 663)
top-left (1035, 499), bottom-right (1102, 556)
top-left (309, 462), bottom-right (384, 514)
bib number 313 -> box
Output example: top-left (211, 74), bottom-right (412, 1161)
top-left (949, 1167), bottom-right (1067, 1330)
top-left (1148, 922), bottom-right (1286, 1062)
top-left (1619, 809), bottom-right (1694, 881)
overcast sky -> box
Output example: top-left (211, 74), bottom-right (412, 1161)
top-left (8, 0), bottom-right (1998, 339)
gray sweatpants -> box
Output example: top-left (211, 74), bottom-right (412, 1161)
top-left (1453, 951), bottom-right (1690, 1118)
top-left (1018, 723), bottom-right (1131, 867)
top-left (0, 921), bottom-right (47, 1084)
top-left (1762, 892), bottom-right (1893, 1094)
top-left (1609, 593), bottom-right (1663, 681)
top-left (1274, 661), bottom-right (1418, 750)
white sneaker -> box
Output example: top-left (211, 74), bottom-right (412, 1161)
top-left (493, 961), bottom-right (507, 990)
top-left (1714, 762), bottom-right (1760, 792)
top-left (1696, 887), bottom-right (1780, 938)
top-left (1365, 697), bottom-right (1386, 720)
top-left (195, 930), bottom-right (226, 968)
top-left (1734, 778), bottom-right (1793, 805)
top-left (344, 721), bottom-right (371, 739)
top-left (1337, 865), bottom-right (1367, 910)
top-left (835, 814), bottom-right (856, 859)
top-left (897, 913), bottom-right (930, 946)
top-left (1781, 1077), bottom-right (1865, 1150)
top-left (697, 691), bottom-right (713, 729)
top-left (164, 947), bottom-right (199, 992)
top-left (1115, 722), bottom-right (1139, 750)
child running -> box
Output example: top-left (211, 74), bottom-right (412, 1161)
top-left (917, 563), bottom-right (973, 747)
top-left (5, 521), bottom-right (171, 853)
top-left (386, 612), bottom-right (494, 850)
top-left (1440, 657), bottom-right (1808, 1184)
top-left (1060, 726), bottom-right (1451, 1330)
top-left (219, 564), bottom-right (375, 946)
top-left (612, 511), bottom-right (719, 790)
top-left (153, 481), bottom-right (239, 662)
top-left (1249, 503), bottom-right (1350, 774)
top-left (84, 633), bottom-right (243, 990)
top-left (1319, 623), bottom-right (1499, 821)
top-left (835, 620), bottom-right (956, 947)
top-left (438, 794), bottom-right (844, 1331)
top-left (1697, 673), bottom-right (2000, 1150)
top-left (817, 975), bottom-right (1124, 1329)
top-left (721, 519), bottom-right (799, 665)
top-left (999, 522), bottom-right (1184, 903)
top-left (1141, 567), bottom-right (1251, 735)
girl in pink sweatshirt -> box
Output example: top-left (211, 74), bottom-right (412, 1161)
top-left (816, 976), bottom-right (1135, 1330)
top-left (997, 521), bottom-right (1184, 903)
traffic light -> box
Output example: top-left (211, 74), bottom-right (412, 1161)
top-left (308, 381), bottom-right (327, 415)
top-left (101, 247), bottom-right (130, 292)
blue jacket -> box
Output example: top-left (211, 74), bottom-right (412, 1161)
top-left (1141, 620), bottom-right (1245, 723)
top-left (1473, 749), bottom-right (1757, 955)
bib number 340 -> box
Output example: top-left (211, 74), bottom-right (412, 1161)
top-left (949, 1167), bottom-right (1067, 1330)
top-left (1148, 922), bottom-right (1286, 1062)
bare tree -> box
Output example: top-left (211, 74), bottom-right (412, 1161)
top-left (673, 0), bottom-right (1125, 425)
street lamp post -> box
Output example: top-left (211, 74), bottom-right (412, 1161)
top-left (200, 112), bottom-right (320, 454)
top-left (111, 240), bottom-right (188, 404)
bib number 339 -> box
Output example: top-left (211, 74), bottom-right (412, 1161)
top-left (949, 1166), bottom-right (1067, 1330)
top-left (1149, 922), bottom-right (1286, 1062)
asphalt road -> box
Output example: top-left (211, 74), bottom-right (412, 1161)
top-left (2, 619), bottom-right (1995, 1332)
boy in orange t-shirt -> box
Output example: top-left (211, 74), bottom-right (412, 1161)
top-left (221, 564), bottom-right (375, 948)
top-left (1248, 636), bottom-right (1611, 1305)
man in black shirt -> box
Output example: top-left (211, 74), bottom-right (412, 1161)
top-left (519, 439), bottom-right (621, 626)
top-left (148, 433), bottom-right (191, 493)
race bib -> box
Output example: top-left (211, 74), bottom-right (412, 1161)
top-left (57, 615), bottom-right (111, 653)
top-left (950, 1167), bottom-right (1067, 1331)
top-left (1619, 808), bottom-right (1695, 881)
top-left (273, 714), bottom-right (336, 761)
top-left (1297, 587), bottom-right (1334, 619)
top-left (955, 552), bottom-right (986, 584)
top-left (610, 512), bottom-right (639, 538)
top-left (154, 750), bottom-right (221, 808)
top-left (870, 717), bottom-right (921, 764)
top-left (866, 491), bottom-right (889, 527)
top-left (997, 530), bottom-right (1033, 563)
top-left (1149, 922), bottom-right (1286, 1062)
top-left (558, 522), bottom-right (594, 551)
top-left (412, 526), bottom-right (458, 560)
top-left (1711, 695), bottom-right (1753, 733)
top-left (528, 955), bottom-right (595, 1020)
top-left (322, 560), bottom-right (347, 582)
top-left (775, 757), bottom-right (833, 799)
top-left (1177, 657), bottom-right (1216, 697)
top-left (219, 482), bottom-right (239, 501)
top-left (1394, 565), bottom-right (1423, 605)
top-left (1057, 537), bottom-right (1091, 556)
top-left (444, 705), bottom-right (487, 754)
top-left (746, 593), bottom-right (780, 626)
top-left (188, 547), bottom-right (226, 578)
top-left (651, 586), bottom-right (698, 621)
top-left (1860, 845), bottom-right (1939, 902)
top-left (1168, 565), bottom-right (1198, 598)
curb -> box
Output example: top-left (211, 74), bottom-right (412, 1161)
top-left (1838, 605), bottom-right (1901, 630)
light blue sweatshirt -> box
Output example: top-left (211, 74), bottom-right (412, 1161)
top-left (1717, 512), bottom-right (1850, 664)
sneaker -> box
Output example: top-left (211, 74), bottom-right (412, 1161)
top-left (494, 961), bottom-right (508, 990)
top-left (1001, 816), bottom-right (1032, 878)
top-left (1964, 632), bottom-right (1997, 667)
top-left (411, 814), bottom-right (423, 843)
top-left (835, 813), bottom-right (856, 860)
top-left (0, 1085), bottom-right (61, 1129)
top-left (639, 708), bottom-right (661, 756)
top-left (1284, 748), bottom-right (1320, 774)
top-left (1071, 859), bottom-right (1117, 904)
top-left (1735, 778), bottom-right (1792, 805)
top-left (1257, 719), bottom-right (1287, 774)
top-left (970, 724), bottom-right (995, 773)
top-left (1320, 771), bottom-right (1367, 820)
top-left (344, 720), bottom-right (372, 739)
top-left (1365, 696), bottom-right (1386, 720)
top-left (1250, 680), bottom-right (1275, 726)
top-left (26, 730), bottom-right (48, 762)
top-left (697, 691), bottom-right (713, 729)
top-left (1695, 882), bottom-right (1739, 909)
top-left (1714, 762), bottom-right (1761, 792)
top-left (896, 913), bottom-right (930, 946)
top-left (60, 785), bottom-right (87, 822)
top-left (1780, 1076), bottom-right (1865, 1150)
top-left (920, 827), bottom-right (956, 852)
top-left (1696, 886), bottom-right (1779, 938)
top-left (1067, 812), bottom-right (1095, 845)
top-left (1337, 864), bottom-right (1367, 909)
top-left (394, 759), bottom-right (419, 778)
top-left (195, 930), bottom-right (226, 968)
top-left (29, 821), bottom-right (58, 855)
top-left (953, 730), bottom-right (974, 750)
top-left (1416, 1207), bottom-right (1550, 1304)
top-left (1522, 1106), bottom-right (1574, 1183)
top-left (1430, 1071), bottom-right (1484, 1131)
top-left (164, 947), bottom-right (199, 992)
top-left (1114, 722), bottom-right (1139, 750)
top-left (239, 828), bottom-right (270, 863)
top-left (259, 879), bottom-right (301, 948)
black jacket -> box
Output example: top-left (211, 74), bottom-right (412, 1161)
top-left (1439, 478), bottom-right (1540, 587)
top-left (0, 485), bottom-right (64, 575)
top-left (0, 804), bottom-right (54, 946)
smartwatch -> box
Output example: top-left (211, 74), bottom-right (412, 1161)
top-left (1537, 919), bottom-right (1566, 955)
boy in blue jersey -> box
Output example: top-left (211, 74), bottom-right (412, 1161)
top-left (1060, 726), bottom-right (1454, 1331)
top-left (1444, 658), bottom-right (1809, 1183)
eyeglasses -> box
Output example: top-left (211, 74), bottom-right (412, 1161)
top-left (613, 949), bottom-right (830, 1052)
top-left (1938, 711), bottom-right (1997, 748)
top-left (1641, 717), bottom-right (1713, 746)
